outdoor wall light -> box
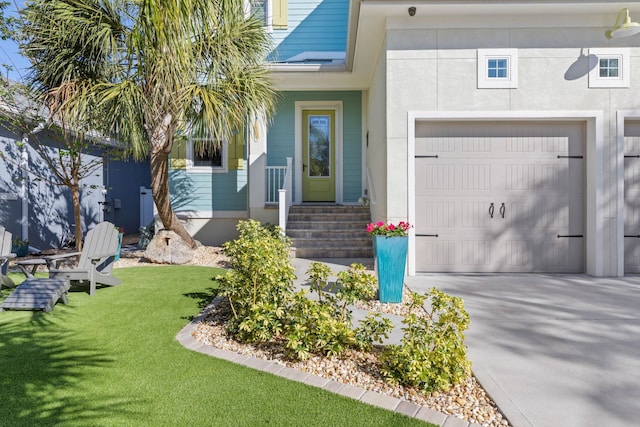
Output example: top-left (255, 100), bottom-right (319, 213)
top-left (408, 7), bottom-right (416, 17)
top-left (606, 8), bottom-right (640, 39)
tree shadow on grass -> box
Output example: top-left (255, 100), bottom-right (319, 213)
top-left (181, 275), bottom-right (224, 321)
top-left (0, 312), bottom-right (146, 426)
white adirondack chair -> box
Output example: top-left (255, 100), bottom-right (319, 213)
top-left (0, 226), bottom-right (16, 292)
top-left (18, 222), bottom-right (121, 296)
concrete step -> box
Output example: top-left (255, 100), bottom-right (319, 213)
top-left (286, 221), bottom-right (368, 231)
top-left (287, 229), bottom-right (370, 239)
top-left (286, 205), bottom-right (372, 259)
top-left (294, 247), bottom-right (374, 258)
top-left (287, 212), bottom-right (371, 222)
top-left (290, 237), bottom-right (371, 248)
top-left (288, 205), bottom-right (370, 214)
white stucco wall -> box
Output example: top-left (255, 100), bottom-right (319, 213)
top-left (366, 46), bottom-right (388, 224)
top-left (380, 22), bottom-right (640, 276)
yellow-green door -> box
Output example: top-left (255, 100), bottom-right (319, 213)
top-left (302, 110), bottom-right (335, 202)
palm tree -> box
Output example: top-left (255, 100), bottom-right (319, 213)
top-left (19, 0), bottom-right (277, 248)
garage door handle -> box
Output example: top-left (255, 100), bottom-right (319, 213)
top-left (489, 203), bottom-right (494, 218)
top-left (500, 203), bottom-right (505, 218)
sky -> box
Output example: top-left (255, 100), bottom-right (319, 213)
top-left (0, 0), bottom-right (29, 81)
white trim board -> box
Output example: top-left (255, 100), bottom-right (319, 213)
top-left (407, 110), bottom-right (605, 277)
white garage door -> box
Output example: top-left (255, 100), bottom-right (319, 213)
top-left (415, 122), bottom-right (584, 273)
top-left (624, 121), bottom-right (640, 273)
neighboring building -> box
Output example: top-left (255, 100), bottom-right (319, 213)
top-left (0, 121), bottom-right (150, 250)
top-left (169, 0), bottom-right (640, 277)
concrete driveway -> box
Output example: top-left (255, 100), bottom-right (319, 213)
top-left (405, 274), bottom-right (640, 427)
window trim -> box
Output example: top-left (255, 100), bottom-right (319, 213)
top-left (477, 49), bottom-right (518, 89)
top-left (186, 138), bottom-right (228, 173)
top-left (589, 48), bottom-right (630, 88)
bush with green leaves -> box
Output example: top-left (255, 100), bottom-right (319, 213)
top-left (283, 262), bottom-right (392, 360)
top-left (380, 288), bottom-right (471, 393)
top-left (218, 230), bottom-right (471, 393)
top-left (217, 219), bottom-right (295, 342)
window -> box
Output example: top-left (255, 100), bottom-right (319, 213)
top-left (247, 0), bottom-right (287, 29)
top-left (477, 49), bottom-right (518, 89)
top-left (487, 58), bottom-right (509, 79)
top-left (250, 0), bottom-right (267, 26)
top-left (188, 138), bottom-right (227, 173)
top-left (194, 145), bottom-right (222, 168)
top-left (599, 58), bottom-right (619, 78)
top-left (589, 48), bottom-right (629, 88)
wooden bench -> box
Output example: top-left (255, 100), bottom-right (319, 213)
top-left (0, 278), bottom-right (70, 313)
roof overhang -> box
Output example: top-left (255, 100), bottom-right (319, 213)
top-left (269, 0), bottom-right (640, 91)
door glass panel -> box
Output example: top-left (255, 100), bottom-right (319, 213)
top-left (308, 115), bottom-right (331, 177)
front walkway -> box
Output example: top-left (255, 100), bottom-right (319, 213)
top-left (406, 274), bottom-right (640, 427)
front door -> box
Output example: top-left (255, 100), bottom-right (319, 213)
top-left (302, 110), bottom-right (336, 202)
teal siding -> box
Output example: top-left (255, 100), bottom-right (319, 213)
top-left (169, 164), bottom-right (247, 212)
top-left (269, 0), bottom-right (348, 62)
top-left (267, 91), bottom-right (362, 203)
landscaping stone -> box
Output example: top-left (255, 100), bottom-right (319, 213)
top-left (144, 230), bottom-right (196, 264)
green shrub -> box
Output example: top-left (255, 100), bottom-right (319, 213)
top-left (217, 220), bottom-right (295, 342)
top-left (336, 263), bottom-right (377, 305)
top-left (219, 234), bottom-right (470, 393)
top-left (284, 291), bottom-right (356, 360)
top-left (380, 289), bottom-right (471, 393)
top-left (306, 261), bottom-right (334, 303)
top-left (282, 262), bottom-right (392, 360)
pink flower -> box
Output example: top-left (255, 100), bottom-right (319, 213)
top-left (366, 220), bottom-right (412, 236)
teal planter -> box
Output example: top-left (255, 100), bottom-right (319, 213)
top-left (115, 233), bottom-right (123, 261)
top-left (373, 235), bottom-right (408, 303)
top-left (11, 244), bottom-right (29, 257)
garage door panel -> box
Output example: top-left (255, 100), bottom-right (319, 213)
top-left (415, 200), bottom-right (457, 228)
top-left (492, 236), bottom-right (581, 272)
top-left (416, 159), bottom-right (495, 195)
top-left (625, 238), bottom-right (640, 273)
top-left (416, 163), bottom-right (456, 192)
top-left (416, 237), bottom-right (493, 272)
top-left (415, 123), bottom-right (584, 273)
top-left (505, 199), bottom-right (576, 232)
top-left (416, 135), bottom-right (571, 159)
top-left (416, 197), bottom-right (493, 232)
top-left (416, 238), bottom-right (456, 267)
top-left (460, 239), bottom-right (492, 266)
top-left (501, 161), bottom-right (574, 195)
top-left (462, 164), bottom-right (491, 190)
top-left (461, 201), bottom-right (493, 227)
top-left (624, 135), bottom-right (640, 272)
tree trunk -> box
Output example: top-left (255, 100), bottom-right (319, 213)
top-left (150, 149), bottom-right (197, 249)
top-left (71, 185), bottom-right (83, 252)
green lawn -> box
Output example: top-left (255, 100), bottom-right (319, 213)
top-left (0, 266), bottom-right (432, 426)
